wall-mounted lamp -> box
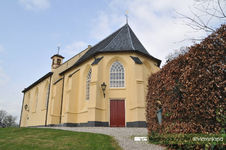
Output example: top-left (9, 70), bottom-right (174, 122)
top-left (24, 104), bottom-right (29, 111)
top-left (101, 82), bottom-right (107, 98)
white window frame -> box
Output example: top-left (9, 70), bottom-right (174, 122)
top-left (110, 61), bottom-right (125, 88)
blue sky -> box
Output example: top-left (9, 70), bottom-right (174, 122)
top-left (0, 0), bottom-right (220, 123)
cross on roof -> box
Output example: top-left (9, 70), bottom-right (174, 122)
top-left (125, 11), bottom-right (129, 24)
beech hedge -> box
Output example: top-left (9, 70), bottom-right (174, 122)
top-left (146, 24), bottom-right (226, 134)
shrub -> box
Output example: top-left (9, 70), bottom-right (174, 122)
top-left (146, 24), bottom-right (226, 134)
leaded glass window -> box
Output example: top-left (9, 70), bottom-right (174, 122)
top-left (110, 61), bottom-right (125, 88)
top-left (86, 68), bottom-right (92, 101)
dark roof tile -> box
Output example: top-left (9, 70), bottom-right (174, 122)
top-left (130, 56), bottom-right (143, 64)
top-left (91, 56), bottom-right (104, 65)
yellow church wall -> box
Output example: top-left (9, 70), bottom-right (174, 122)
top-left (61, 58), bottom-right (98, 123)
top-left (129, 61), bottom-right (146, 122)
top-left (46, 46), bottom-right (90, 125)
top-left (96, 60), bottom-right (104, 109)
top-left (20, 92), bottom-right (30, 127)
top-left (61, 70), bottom-right (80, 123)
top-left (20, 77), bottom-right (51, 127)
top-left (88, 60), bottom-right (106, 122)
top-left (48, 79), bottom-right (63, 125)
top-left (131, 54), bottom-right (157, 122)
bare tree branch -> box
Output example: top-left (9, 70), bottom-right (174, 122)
top-left (218, 0), bottom-right (226, 17)
top-left (175, 0), bottom-right (226, 41)
top-left (206, 7), bottom-right (217, 25)
top-left (174, 8), bottom-right (215, 32)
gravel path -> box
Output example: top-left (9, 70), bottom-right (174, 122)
top-left (41, 127), bottom-right (165, 150)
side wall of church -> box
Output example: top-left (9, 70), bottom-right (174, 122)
top-left (20, 47), bottom-right (90, 127)
top-left (46, 47), bottom-right (89, 126)
top-left (20, 77), bottom-right (51, 127)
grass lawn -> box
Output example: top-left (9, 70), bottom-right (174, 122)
top-left (0, 127), bottom-right (122, 150)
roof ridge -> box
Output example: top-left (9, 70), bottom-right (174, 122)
top-left (100, 24), bottom-right (126, 51)
top-left (126, 24), bottom-right (135, 50)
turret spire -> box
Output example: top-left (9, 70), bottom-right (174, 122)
top-left (57, 44), bottom-right (60, 54)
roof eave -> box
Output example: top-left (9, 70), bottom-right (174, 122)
top-left (59, 50), bottom-right (161, 75)
top-left (22, 72), bottom-right (53, 93)
top-left (51, 54), bottom-right (65, 59)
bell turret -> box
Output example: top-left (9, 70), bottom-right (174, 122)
top-left (51, 44), bottom-right (64, 71)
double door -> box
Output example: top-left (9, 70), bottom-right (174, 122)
top-left (110, 100), bottom-right (125, 127)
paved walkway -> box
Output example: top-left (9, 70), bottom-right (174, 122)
top-left (41, 127), bottom-right (165, 150)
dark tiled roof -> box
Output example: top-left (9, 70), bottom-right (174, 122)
top-left (68, 69), bottom-right (80, 77)
top-left (59, 23), bottom-right (161, 75)
top-left (130, 56), bottom-right (143, 64)
top-left (51, 54), bottom-right (64, 59)
top-left (91, 56), bottom-right (104, 65)
top-left (101, 25), bottom-right (134, 51)
top-left (128, 25), bottom-right (150, 55)
top-left (22, 72), bottom-right (53, 93)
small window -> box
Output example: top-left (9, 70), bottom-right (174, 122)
top-left (52, 59), bottom-right (54, 65)
top-left (110, 61), bottom-right (125, 88)
top-left (86, 68), bottom-right (92, 101)
top-left (57, 59), bottom-right (61, 65)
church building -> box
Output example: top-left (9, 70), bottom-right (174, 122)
top-left (20, 23), bottom-right (161, 127)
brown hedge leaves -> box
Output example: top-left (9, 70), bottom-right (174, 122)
top-left (146, 24), bottom-right (226, 134)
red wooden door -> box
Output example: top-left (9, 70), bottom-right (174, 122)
top-left (110, 100), bottom-right (125, 127)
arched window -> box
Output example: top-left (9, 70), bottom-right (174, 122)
top-left (26, 93), bottom-right (30, 127)
top-left (45, 84), bottom-right (50, 108)
top-left (27, 93), bottom-right (30, 110)
top-left (110, 61), bottom-right (125, 88)
top-left (35, 90), bottom-right (39, 111)
top-left (86, 68), bottom-right (92, 101)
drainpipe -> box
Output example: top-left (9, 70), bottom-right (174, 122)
top-left (45, 75), bottom-right (52, 127)
top-left (59, 75), bottom-right (65, 124)
top-left (19, 92), bottom-right (25, 127)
